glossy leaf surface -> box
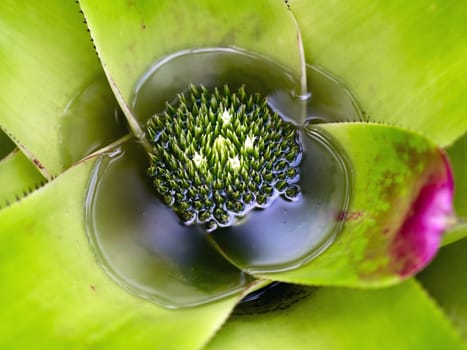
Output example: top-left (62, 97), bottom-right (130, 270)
top-left (289, 0), bottom-right (467, 147)
top-left (0, 1), bottom-right (102, 176)
top-left (260, 123), bottom-right (453, 286)
top-left (206, 280), bottom-right (464, 350)
top-left (78, 0), bottom-right (304, 130)
top-left (0, 158), bottom-right (244, 350)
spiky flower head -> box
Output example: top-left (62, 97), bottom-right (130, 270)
top-left (147, 84), bottom-right (302, 232)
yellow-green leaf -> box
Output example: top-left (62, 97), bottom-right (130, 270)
top-left (0, 158), bottom-right (244, 350)
top-left (206, 280), bottom-right (464, 350)
top-left (289, 0), bottom-right (467, 146)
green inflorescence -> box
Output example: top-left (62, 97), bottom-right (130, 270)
top-left (147, 84), bottom-right (302, 232)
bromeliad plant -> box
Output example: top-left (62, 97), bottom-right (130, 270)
top-left (0, 1), bottom-right (466, 349)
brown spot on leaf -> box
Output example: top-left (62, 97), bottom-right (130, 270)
top-left (32, 158), bottom-right (45, 169)
top-left (394, 142), bottom-right (431, 172)
top-left (336, 210), bottom-right (363, 221)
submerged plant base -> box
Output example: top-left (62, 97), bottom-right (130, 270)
top-left (147, 84), bottom-right (302, 231)
top-left (85, 48), bottom-right (362, 308)
top-left (235, 282), bottom-right (314, 316)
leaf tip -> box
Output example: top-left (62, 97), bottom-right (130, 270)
top-left (390, 150), bottom-right (454, 277)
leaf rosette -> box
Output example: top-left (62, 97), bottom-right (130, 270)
top-left (0, 1), bottom-right (466, 349)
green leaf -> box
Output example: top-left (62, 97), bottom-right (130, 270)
top-left (0, 149), bottom-right (45, 208)
top-left (0, 129), bottom-right (15, 159)
top-left (78, 0), bottom-right (304, 119)
top-left (441, 132), bottom-right (467, 246)
top-left (442, 223), bottom-right (467, 247)
top-left (447, 132), bottom-right (467, 219)
top-left (419, 237), bottom-right (467, 341)
top-left (58, 76), bottom-right (128, 169)
top-left (0, 1), bottom-right (102, 177)
top-left (259, 123), bottom-right (452, 286)
top-left (206, 280), bottom-right (465, 350)
top-left (0, 158), bottom-right (243, 350)
top-left (289, 0), bottom-right (467, 147)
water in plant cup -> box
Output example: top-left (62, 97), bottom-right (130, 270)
top-left (85, 48), bottom-right (363, 308)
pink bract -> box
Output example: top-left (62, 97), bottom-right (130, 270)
top-left (391, 152), bottom-right (454, 277)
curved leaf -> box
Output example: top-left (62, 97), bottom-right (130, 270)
top-left (259, 123), bottom-right (453, 286)
top-left (78, 0), bottom-right (304, 114)
top-left (419, 237), bottom-right (467, 341)
top-left (289, 0), bottom-right (467, 146)
top-left (0, 149), bottom-right (45, 208)
top-left (0, 1), bottom-right (102, 176)
top-left (0, 158), bottom-right (243, 350)
top-left (206, 280), bottom-right (464, 350)
top-left (58, 76), bottom-right (128, 169)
